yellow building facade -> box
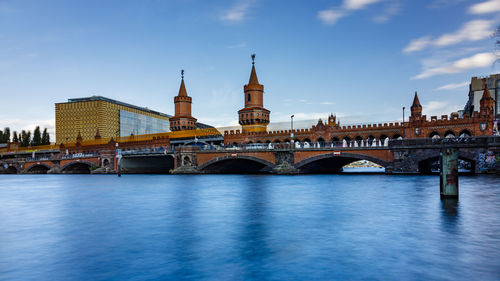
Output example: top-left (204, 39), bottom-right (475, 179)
top-left (55, 96), bottom-right (171, 144)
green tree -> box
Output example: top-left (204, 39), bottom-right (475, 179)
top-left (12, 131), bottom-right (19, 143)
top-left (32, 126), bottom-right (42, 146)
top-left (20, 130), bottom-right (31, 147)
top-left (3, 127), bottom-right (10, 143)
top-left (41, 128), bottom-right (50, 145)
top-left (0, 130), bottom-right (3, 143)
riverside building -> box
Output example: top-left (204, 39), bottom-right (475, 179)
top-left (55, 96), bottom-right (172, 144)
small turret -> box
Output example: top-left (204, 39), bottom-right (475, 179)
top-left (480, 84), bottom-right (494, 118)
top-left (169, 70), bottom-right (197, 131)
top-left (238, 54), bottom-right (270, 133)
top-left (411, 91), bottom-right (422, 118)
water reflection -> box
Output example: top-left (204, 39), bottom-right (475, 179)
top-left (170, 181), bottom-right (202, 280)
top-left (239, 176), bottom-right (271, 280)
top-left (440, 198), bottom-right (460, 235)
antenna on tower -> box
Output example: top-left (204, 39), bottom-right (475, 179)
top-left (181, 69), bottom-right (184, 79)
top-left (251, 54), bottom-right (256, 65)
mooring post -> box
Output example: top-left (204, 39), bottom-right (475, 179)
top-left (440, 148), bottom-right (458, 199)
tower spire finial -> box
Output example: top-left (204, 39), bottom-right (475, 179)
top-left (181, 69), bottom-right (184, 80)
top-left (251, 53), bottom-right (256, 65)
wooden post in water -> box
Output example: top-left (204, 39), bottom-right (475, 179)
top-left (440, 148), bottom-right (458, 199)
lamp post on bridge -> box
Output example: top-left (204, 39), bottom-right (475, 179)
top-left (402, 106), bottom-right (405, 139)
top-left (290, 115), bottom-right (294, 147)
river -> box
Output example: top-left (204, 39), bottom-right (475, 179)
top-left (0, 174), bottom-right (499, 280)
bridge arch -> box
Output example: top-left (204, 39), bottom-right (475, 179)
top-left (416, 150), bottom-right (476, 174)
top-left (429, 131), bottom-right (440, 139)
top-left (61, 161), bottom-right (96, 174)
top-left (295, 152), bottom-right (389, 173)
top-left (444, 130), bottom-right (456, 138)
top-left (199, 155), bottom-right (275, 174)
top-left (2, 165), bottom-right (18, 174)
top-left (25, 163), bottom-right (51, 174)
top-left (459, 129), bottom-right (472, 137)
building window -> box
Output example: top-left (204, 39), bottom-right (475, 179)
top-left (248, 93), bottom-right (251, 102)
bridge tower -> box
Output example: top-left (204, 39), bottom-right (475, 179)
top-left (410, 91), bottom-right (422, 119)
top-left (238, 54), bottom-right (270, 133)
top-left (479, 84), bottom-right (494, 118)
top-left (169, 70), bottom-right (197, 131)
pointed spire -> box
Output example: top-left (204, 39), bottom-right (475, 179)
top-left (178, 69), bottom-right (187, 97)
top-left (482, 84), bottom-right (492, 100)
top-left (249, 54), bottom-right (259, 85)
top-left (412, 91), bottom-right (421, 107)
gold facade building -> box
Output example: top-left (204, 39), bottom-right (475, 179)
top-left (55, 96), bottom-right (171, 144)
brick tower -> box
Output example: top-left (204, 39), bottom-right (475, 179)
top-left (238, 54), bottom-right (270, 133)
top-left (410, 91), bottom-right (423, 120)
top-left (169, 70), bottom-right (197, 131)
top-left (479, 84), bottom-right (495, 118)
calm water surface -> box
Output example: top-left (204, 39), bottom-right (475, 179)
top-left (0, 174), bottom-right (499, 281)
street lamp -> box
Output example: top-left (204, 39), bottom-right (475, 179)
top-left (290, 115), bottom-right (294, 139)
top-left (402, 106), bottom-right (406, 139)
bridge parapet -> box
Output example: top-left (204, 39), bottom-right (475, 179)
top-left (390, 136), bottom-right (500, 149)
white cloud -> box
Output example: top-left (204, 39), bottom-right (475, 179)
top-left (318, 9), bottom-right (346, 25)
top-left (404, 20), bottom-right (496, 53)
top-left (321, 101), bottom-right (336, 105)
top-left (373, 1), bottom-right (401, 23)
top-left (403, 36), bottom-right (432, 53)
top-left (220, 0), bottom-right (256, 22)
top-left (469, 0), bottom-right (500, 14)
top-left (317, 0), bottom-right (383, 25)
top-left (344, 0), bottom-right (382, 10)
top-left (412, 52), bottom-right (496, 79)
top-left (435, 81), bottom-right (469, 91)
top-left (435, 20), bottom-right (495, 46)
top-left (423, 101), bottom-right (461, 116)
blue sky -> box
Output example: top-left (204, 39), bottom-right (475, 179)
top-left (1, 0), bottom-right (500, 138)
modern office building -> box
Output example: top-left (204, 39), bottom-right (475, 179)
top-left (55, 96), bottom-right (172, 144)
top-left (464, 74), bottom-right (500, 119)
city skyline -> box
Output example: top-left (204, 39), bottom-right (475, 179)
top-left (2, 0), bottom-right (500, 140)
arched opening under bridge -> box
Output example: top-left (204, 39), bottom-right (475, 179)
top-left (120, 155), bottom-right (174, 174)
top-left (459, 129), bottom-right (472, 138)
top-left (2, 165), bottom-right (18, 174)
top-left (61, 161), bottom-right (94, 174)
top-left (199, 156), bottom-right (274, 174)
top-left (26, 164), bottom-right (50, 174)
top-left (418, 155), bottom-right (475, 175)
top-left (429, 132), bottom-right (440, 139)
top-left (296, 153), bottom-right (388, 174)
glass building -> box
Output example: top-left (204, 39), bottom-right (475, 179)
top-left (119, 110), bottom-right (170, 137)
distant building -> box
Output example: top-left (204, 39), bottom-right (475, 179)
top-left (55, 96), bottom-right (172, 144)
top-left (464, 74), bottom-right (500, 119)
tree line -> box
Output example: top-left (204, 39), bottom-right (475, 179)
top-left (0, 127), bottom-right (51, 147)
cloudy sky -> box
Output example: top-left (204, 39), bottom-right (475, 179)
top-left (1, 0), bottom-right (500, 138)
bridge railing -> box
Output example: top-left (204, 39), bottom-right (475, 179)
top-left (121, 147), bottom-right (174, 155)
top-left (389, 136), bottom-right (500, 147)
top-left (198, 140), bottom-right (390, 151)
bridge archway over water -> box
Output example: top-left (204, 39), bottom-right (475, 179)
top-left (199, 155), bottom-right (275, 174)
top-left (295, 152), bottom-right (389, 173)
top-left (121, 155), bottom-right (174, 174)
top-left (61, 161), bottom-right (96, 174)
top-left (417, 151), bottom-right (476, 174)
top-left (2, 165), bottom-right (18, 174)
top-left (26, 163), bottom-right (51, 174)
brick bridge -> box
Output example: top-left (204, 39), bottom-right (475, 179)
top-left (4, 137), bottom-right (497, 174)
top-left (173, 137), bottom-right (499, 174)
